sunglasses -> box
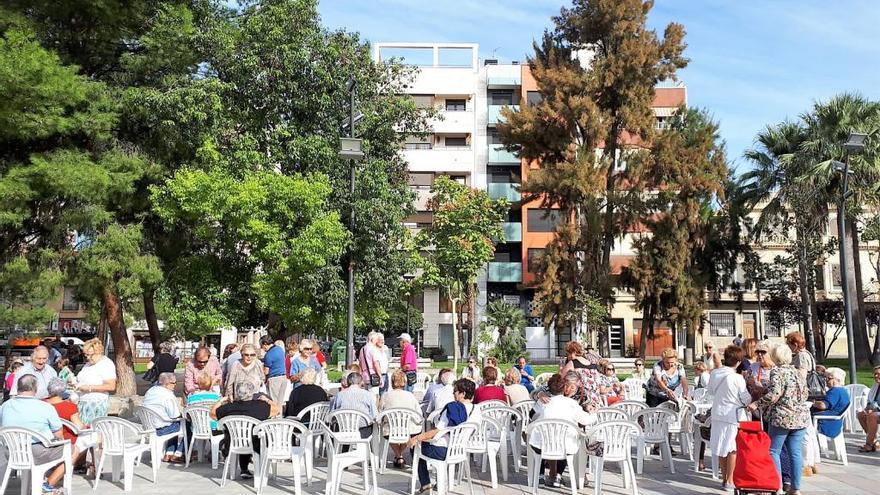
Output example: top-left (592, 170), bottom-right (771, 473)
top-left (242, 353), bottom-right (256, 357)
top-left (635, 363), bottom-right (644, 366)
top-left (606, 368), bottom-right (615, 371)
top-left (195, 360), bottom-right (208, 365)
top-left (302, 347), bottom-right (313, 351)
top-left (756, 350), bottom-right (767, 355)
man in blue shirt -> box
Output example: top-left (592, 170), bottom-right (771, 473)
top-left (260, 336), bottom-right (287, 409)
top-left (0, 374), bottom-right (66, 492)
top-left (516, 356), bottom-right (535, 392)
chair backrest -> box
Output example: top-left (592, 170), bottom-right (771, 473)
top-left (524, 418), bottom-right (581, 459)
top-left (93, 417), bottom-right (144, 455)
top-left (0, 427), bottom-right (48, 468)
top-left (845, 384), bottom-right (869, 402)
top-left (595, 407), bottom-right (628, 423)
top-left (184, 404), bottom-right (214, 438)
top-left (465, 416), bottom-right (500, 452)
top-left (678, 401), bottom-right (696, 434)
top-left (534, 373), bottom-right (553, 387)
top-left (426, 409), bottom-right (443, 428)
top-left (657, 400), bottom-right (687, 431)
top-left (586, 420), bottom-right (639, 462)
top-left (254, 418), bottom-right (310, 459)
top-left (375, 408), bottom-right (422, 443)
top-left (326, 409), bottom-right (374, 437)
top-left (633, 408), bottom-right (676, 441)
top-left (691, 388), bottom-right (712, 404)
top-left (296, 401), bottom-right (330, 430)
top-left (477, 400), bottom-right (508, 410)
top-left (480, 404), bottom-right (520, 432)
top-left (216, 415), bottom-right (260, 454)
top-left (512, 400), bottom-right (534, 428)
top-left (611, 400), bottom-right (648, 419)
top-left (415, 372), bottom-right (431, 391)
top-left (622, 378), bottom-right (646, 401)
top-left (133, 405), bottom-right (168, 431)
top-left (444, 423), bottom-right (478, 463)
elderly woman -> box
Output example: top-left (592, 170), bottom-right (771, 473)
top-left (646, 348), bottom-right (689, 407)
top-left (379, 370), bottom-right (421, 468)
top-left (596, 359), bottom-right (624, 405)
top-left (752, 343), bottom-right (810, 495)
top-left (461, 357), bottom-right (482, 383)
top-left (746, 341), bottom-right (777, 401)
top-left (474, 366), bottom-right (506, 403)
top-left (75, 338), bottom-right (117, 426)
top-left (701, 341), bottom-right (722, 370)
top-left (812, 367), bottom-right (850, 438)
top-left (503, 367), bottom-right (530, 405)
top-left (289, 339), bottom-right (323, 389)
top-left (224, 343), bottom-right (265, 399)
top-left (708, 345), bottom-right (753, 490)
top-left (857, 365), bottom-right (880, 452)
top-left (284, 368), bottom-right (328, 419)
top-left (44, 378), bottom-right (95, 471)
top-left (785, 332), bottom-right (815, 377)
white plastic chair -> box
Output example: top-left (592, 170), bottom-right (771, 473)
top-left (633, 408), bottom-right (676, 474)
top-left (216, 415), bottom-right (261, 488)
top-left (622, 379), bottom-right (646, 402)
top-left (691, 388), bottom-right (712, 404)
top-left (374, 409), bottom-right (422, 474)
top-left (524, 419), bottom-right (582, 495)
top-left (692, 413), bottom-right (718, 479)
top-left (611, 400), bottom-right (648, 419)
top-left (844, 384), bottom-right (868, 433)
top-left (59, 418), bottom-right (96, 466)
top-left (0, 427), bottom-right (72, 495)
top-left (253, 418), bottom-right (311, 495)
top-left (321, 419), bottom-right (378, 495)
top-left (659, 400), bottom-right (694, 458)
top-left (533, 373), bottom-right (553, 387)
top-left (511, 400), bottom-right (534, 472)
top-left (461, 416), bottom-right (504, 489)
top-left (476, 399), bottom-right (507, 409)
top-left (586, 420), bottom-right (640, 495)
top-left (295, 401), bottom-right (330, 459)
top-left (415, 372), bottom-right (431, 393)
top-left (132, 405), bottom-right (186, 472)
top-left (183, 404), bottom-right (223, 468)
top-left (814, 406), bottom-right (849, 465)
top-left (91, 417), bottom-right (154, 492)
top-left (409, 423), bottom-right (477, 495)
top-left (480, 404), bottom-right (521, 475)
top-left (595, 407), bottom-right (628, 423)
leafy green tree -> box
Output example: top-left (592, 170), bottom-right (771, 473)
top-left (417, 176), bottom-right (508, 370)
top-left (498, 0), bottom-right (688, 332)
top-left (0, 255), bottom-right (62, 336)
top-left (475, 300), bottom-right (527, 363)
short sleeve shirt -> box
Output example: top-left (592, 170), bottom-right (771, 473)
top-left (10, 363), bottom-right (58, 399)
top-left (263, 346), bottom-right (286, 378)
top-left (77, 357), bottom-right (117, 401)
top-left (0, 396), bottom-right (62, 441)
top-left (51, 401), bottom-right (79, 441)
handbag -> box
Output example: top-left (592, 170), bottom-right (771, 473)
top-left (142, 365), bottom-right (159, 383)
top-left (405, 371), bottom-right (418, 386)
top-left (360, 347), bottom-right (381, 387)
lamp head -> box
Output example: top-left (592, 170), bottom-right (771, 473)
top-left (843, 132), bottom-right (867, 153)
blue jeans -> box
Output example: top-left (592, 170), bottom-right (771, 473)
top-left (768, 425), bottom-right (805, 490)
top-left (156, 422), bottom-right (185, 456)
top-left (380, 373), bottom-right (389, 395)
top-left (417, 442), bottom-right (447, 487)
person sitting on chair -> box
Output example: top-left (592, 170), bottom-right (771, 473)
top-left (210, 380), bottom-right (280, 479)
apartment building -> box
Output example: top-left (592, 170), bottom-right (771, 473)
top-left (376, 42), bottom-right (879, 360)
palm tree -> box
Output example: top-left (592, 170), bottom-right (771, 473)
top-left (800, 93), bottom-right (880, 365)
top-left (738, 122), bottom-right (828, 356)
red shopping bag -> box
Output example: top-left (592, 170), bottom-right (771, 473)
top-left (733, 421), bottom-right (780, 491)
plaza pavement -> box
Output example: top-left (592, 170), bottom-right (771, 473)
top-left (3, 429), bottom-right (874, 495)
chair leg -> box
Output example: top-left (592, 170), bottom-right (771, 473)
top-left (409, 450), bottom-right (419, 495)
top-left (124, 454), bottom-right (135, 492)
top-left (593, 457), bottom-right (604, 495)
top-left (464, 461), bottom-right (475, 495)
top-left (220, 453), bottom-right (231, 487)
top-left (488, 450), bottom-right (498, 489)
top-left (636, 440), bottom-right (644, 475)
top-left (627, 460), bottom-right (639, 495)
top-left (500, 440), bottom-right (509, 481)
top-left (567, 455), bottom-right (577, 495)
top-left (93, 451), bottom-right (106, 490)
top-left (293, 459), bottom-right (302, 495)
top-left (664, 441), bottom-right (675, 474)
top-left (0, 465), bottom-right (12, 495)
top-left (436, 463), bottom-right (447, 495)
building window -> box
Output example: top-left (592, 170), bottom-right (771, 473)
top-left (814, 265), bottom-right (825, 291)
top-left (62, 287), bottom-right (79, 311)
top-left (444, 136), bottom-right (467, 148)
top-left (527, 209), bottom-right (564, 232)
top-left (406, 291), bottom-right (425, 312)
top-left (488, 168), bottom-right (517, 184)
top-left (709, 312), bottom-right (736, 337)
top-left (445, 99), bottom-right (466, 111)
top-left (408, 172), bottom-right (433, 186)
top-left (527, 248), bottom-right (545, 273)
top-left (489, 90), bottom-right (515, 105)
top-left (655, 116), bottom-right (670, 130)
top-left (831, 264), bottom-right (842, 289)
top-left (412, 94), bottom-right (434, 109)
top-left (526, 91), bottom-right (542, 106)
top-left (764, 318), bottom-right (782, 338)
top-left (439, 291), bottom-right (466, 314)
top-left (488, 129), bottom-right (503, 145)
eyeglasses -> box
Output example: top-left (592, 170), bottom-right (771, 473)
top-left (756, 350), bottom-right (767, 355)
top-left (242, 353), bottom-right (256, 357)
top-left (195, 359), bottom-right (208, 364)
top-left (606, 368), bottom-right (615, 371)
top-left (635, 363), bottom-right (644, 367)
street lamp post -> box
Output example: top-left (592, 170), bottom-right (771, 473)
top-left (832, 131), bottom-right (866, 385)
top-left (403, 273), bottom-right (416, 355)
top-left (339, 78), bottom-right (364, 367)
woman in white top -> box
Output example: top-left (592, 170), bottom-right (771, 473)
top-left (461, 358), bottom-right (482, 384)
top-left (708, 345), bottom-right (753, 491)
top-left (376, 334), bottom-right (391, 395)
top-left (701, 341), bottom-right (722, 370)
top-left (75, 338), bottom-right (117, 425)
top-left (503, 367), bottom-right (530, 405)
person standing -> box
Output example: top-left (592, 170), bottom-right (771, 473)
top-left (358, 332), bottom-right (383, 391)
top-left (10, 346), bottom-right (58, 399)
top-left (260, 336), bottom-right (287, 408)
top-left (146, 342), bottom-right (179, 384)
top-left (288, 339), bottom-right (322, 389)
top-left (399, 333), bottom-right (418, 392)
top-left (752, 343), bottom-right (810, 495)
top-left (376, 334), bottom-right (391, 395)
top-left (708, 345), bottom-right (753, 491)
top-left (221, 343), bottom-right (241, 393)
top-left (184, 346), bottom-right (221, 395)
top-left (225, 343), bottom-right (265, 399)
top-left (74, 338), bottom-right (117, 426)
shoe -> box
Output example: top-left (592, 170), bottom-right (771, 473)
top-left (42, 482), bottom-right (54, 494)
top-left (418, 484), bottom-right (433, 493)
top-left (240, 470), bottom-right (253, 480)
top-left (782, 483), bottom-right (791, 493)
top-left (801, 467), bottom-right (813, 477)
top-left (547, 476), bottom-right (561, 488)
top-left (811, 465), bottom-right (818, 474)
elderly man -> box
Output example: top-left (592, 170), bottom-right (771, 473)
top-left (260, 336), bottom-right (287, 408)
top-left (426, 369), bottom-right (455, 415)
top-left (330, 372), bottom-right (377, 443)
top-left (358, 332), bottom-right (384, 391)
top-left (210, 380), bottom-right (279, 479)
top-left (142, 372), bottom-right (185, 462)
top-left (11, 345), bottom-right (58, 399)
top-left (184, 346), bottom-right (221, 395)
top-left (0, 375), bottom-right (66, 493)
top-left (398, 333), bottom-right (418, 392)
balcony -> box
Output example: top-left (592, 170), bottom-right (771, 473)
top-left (488, 262), bottom-right (523, 283)
top-left (502, 222), bottom-right (522, 242)
top-left (403, 147), bottom-right (474, 173)
top-left (488, 145), bottom-right (519, 164)
top-left (488, 105), bottom-right (519, 126)
top-left (412, 186), bottom-right (433, 210)
top-left (431, 110), bottom-right (474, 133)
top-left (488, 182), bottom-right (521, 202)
top-left (486, 65), bottom-right (522, 88)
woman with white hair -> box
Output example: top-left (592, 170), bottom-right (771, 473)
top-left (288, 339), bottom-right (322, 389)
top-left (284, 368), bottom-right (327, 419)
top-left (811, 367), bottom-right (850, 439)
top-left (751, 343), bottom-right (810, 495)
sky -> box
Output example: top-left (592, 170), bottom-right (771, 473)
top-left (317, 0), bottom-right (880, 174)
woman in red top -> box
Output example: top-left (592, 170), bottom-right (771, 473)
top-left (45, 378), bottom-right (92, 470)
top-left (474, 366), bottom-right (507, 403)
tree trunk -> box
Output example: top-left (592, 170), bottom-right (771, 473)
top-left (105, 291), bottom-right (136, 397)
top-left (637, 304), bottom-right (651, 359)
top-left (600, 144), bottom-right (618, 280)
top-left (796, 238), bottom-right (816, 355)
top-left (466, 284), bottom-right (476, 357)
top-left (143, 289), bottom-right (162, 353)
top-left (96, 303), bottom-right (108, 346)
top-left (843, 217), bottom-right (871, 365)
top-left (451, 297), bottom-right (459, 372)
